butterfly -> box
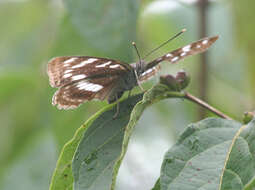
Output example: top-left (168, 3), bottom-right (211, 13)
top-left (47, 35), bottom-right (218, 115)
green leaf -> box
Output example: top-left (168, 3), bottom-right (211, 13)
top-left (72, 94), bottom-right (143, 190)
top-left (49, 82), bottom-right (186, 190)
top-left (48, 96), bottom-right (132, 190)
top-left (72, 85), bottom-right (187, 190)
top-left (62, 0), bottom-right (139, 61)
top-left (158, 117), bottom-right (255, 190)
top-left (227, 119), bottom-right (255, 190)
top-left (49, 94), bottom-right (144, 190)
top-left (151, 178), bottom-right (161, 190)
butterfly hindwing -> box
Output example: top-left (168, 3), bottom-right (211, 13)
top-left (52, 75), bottom-right (120, 109)
top-left (145, 36), bottom-right (219, 70)
top-left (47, 56), bottom-right (132, 88)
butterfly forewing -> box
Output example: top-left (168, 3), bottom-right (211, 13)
top-left (52, 75), bottom-right (119, 109)
top-left (139, 65), bottom-right (160, 83)
top-left (145, 36), bottom-right (219, 70)
top-left (47, 56), bottom-right (131, 88)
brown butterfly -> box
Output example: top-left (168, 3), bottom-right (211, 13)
top-left (47, 34), bottom-right (218, 116)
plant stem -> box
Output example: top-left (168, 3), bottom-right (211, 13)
top-left (197, 0), bottom-right (209, 119)
top-left (149, 84), bottom-right (232, 120)
top-left (184, 92), bottom-right (232, 120)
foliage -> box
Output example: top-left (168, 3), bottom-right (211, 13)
top-left (50, 82), bottom-right (255, 189)
top-left (1, 0), bottom-right (255, 190)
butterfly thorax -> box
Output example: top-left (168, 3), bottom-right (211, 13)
top-left (107, 69), bottom-right (137, 103)
top-left (108, 60), bottom-right (148, 103)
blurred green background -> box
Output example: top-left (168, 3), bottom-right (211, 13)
top-left (0, 0), bottom-right (254, 189)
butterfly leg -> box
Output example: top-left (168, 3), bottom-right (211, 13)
top-left (134, 70), bottom-right (144, 91)
top-left (113, 96), bottom-right (120, 119)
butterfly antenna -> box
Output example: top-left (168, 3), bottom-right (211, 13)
top-left (132, 42), bottom-right (141, 67)
top-left (132, 42), bottom-right (142, 65)
top-left (132, 41), bottom-right (144, 91)
top-left (143, 28), bottom-right (187, 59)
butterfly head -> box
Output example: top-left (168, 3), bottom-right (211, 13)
top-left (135, 59), bottom-right (147, 76)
